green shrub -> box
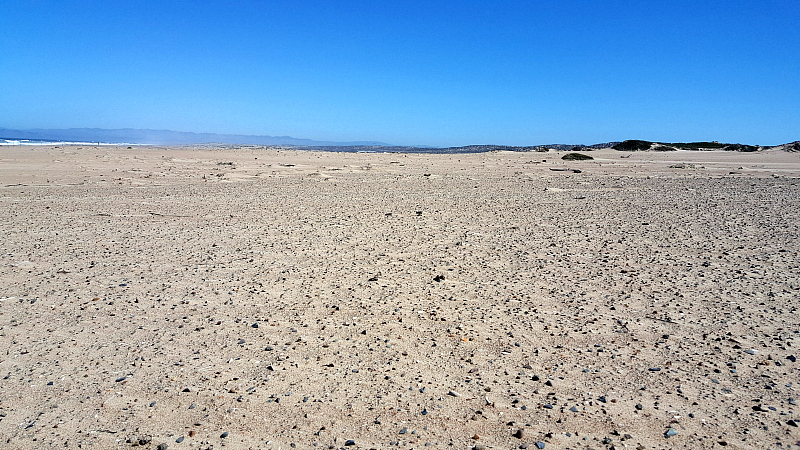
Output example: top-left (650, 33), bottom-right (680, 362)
top-left (612, 140), bottom-right (652, 151)
top-left (562, 152), bottom-right (594, 161)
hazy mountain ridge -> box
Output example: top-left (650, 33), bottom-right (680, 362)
top-left (0, 127), bottom-right (389, 147)
top-left (0, 127), bottom-right (796, 153)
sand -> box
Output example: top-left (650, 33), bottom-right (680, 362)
top-left (1, 145), bottom-right (799, 450)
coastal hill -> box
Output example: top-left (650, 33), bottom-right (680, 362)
top-left (0, 127), bottom-right (796, 153)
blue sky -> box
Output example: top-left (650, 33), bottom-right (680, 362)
top-left (1, 1), bottom-right (798, 146)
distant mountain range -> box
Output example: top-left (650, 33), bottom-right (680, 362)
top-left (0, 127), bottom-right (796, 153)
top-left (0, 127), bottom-right (390, 146)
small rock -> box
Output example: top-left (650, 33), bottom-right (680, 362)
top-left (744, 349), bottom-right (757, 355)
top-left (569, 406), bottom-right (578, 412)
top-left (400, 427), bottom-right (407, 434)
top-left (787, 419), bottom-right (798, 427)
top-left (344, 440), bottom-right (356, 446)
top-left (176, 437), bottom-right (184, 443)
top-left (513, 429), bottom-right (524, 439)
top-left (447, 390), bottom-right (461, 397)
top-left (115, 376), bottom-right (127, 382)
top-left (157, 444), bottom-right (168, 450)
top-left (535, 442), bottom-right (546, 449)
top-left (220, 431), bottom-right (229, 438)
top-left (251, 323), bottom-right (258, 328)
top-left (787, 355), bottom-right (796, 362)
top-left (648, 367), bottom-right (661, 372)
top-left (665, 428), bottom-right (678, 437)
top-left (635, 403), bottom-right (643, 410)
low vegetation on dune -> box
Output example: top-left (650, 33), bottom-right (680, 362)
top-left (562, 152), bottom-right (594, 161)
top-left (613, 140), bottom-right (761, 152)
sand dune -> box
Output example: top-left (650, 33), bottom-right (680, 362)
top-left (1, 146), bottom-right (799, 449)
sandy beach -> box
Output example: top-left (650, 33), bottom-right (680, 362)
top-left (1, 145), bottom-right (799, 450)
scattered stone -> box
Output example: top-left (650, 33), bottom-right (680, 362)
top-left (344, 440), bottom-right (355, 446)
top-left (447, 390), bottom-right (461, 397)
top-left (665, 428), bottom-right (678, 437)
top-left (157, 444), bottom-right (168, 450)
top-left (175, 437), bottom-right (184, 443)
top-left (513, 429), bottom-right (524, 439)
top-left (535, 442), bottom-right (546, 449)
top-left (220, 432), bottom-right (229, 438)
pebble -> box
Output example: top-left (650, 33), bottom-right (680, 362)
top-left (513, 429), bottom-right (524, 439)
top-left (176, 437), bottom-right (184, 443)
top-left (665, 428), bottom-right (678, 437)
top-left (220, 431), bottom-right (229, 438)
top-left (344, 440), bottom-right (356, 446)
top-left (400, 427), bottom-right (407, 434)
top-left (648, 367), bottom-right (661, 372)
top-left (115, 376), bottom-right (127, 382)
top-left (744, 349), bottom-right (757, 355)
top-left (569, 406), bottom-right (578, 412)
top-left (157, 444), bottom-right (168, 450)
top-left (447, 390), bottom-right (461, 397)
top-left (535, 442), bottom-right (546, 449)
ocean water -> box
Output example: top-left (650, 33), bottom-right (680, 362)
top-left (0, 138), bottom-right (131, 146)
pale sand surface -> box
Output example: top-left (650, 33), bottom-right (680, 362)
top-left (1, 146), bottom-right (799, 449)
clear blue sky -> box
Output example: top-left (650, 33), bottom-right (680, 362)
top-left (1, 1), bottom-right (798, 146)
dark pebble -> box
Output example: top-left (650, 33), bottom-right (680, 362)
top-left (220, 432), bottom-right (229, 438)
top-left (399, 427), bottom-right (407, 434)
top-left (157, 444), bottom-right (168, 450)
top-left (648, 367), bottom-right (661, 372)
top-left (787, 420), bottom-right (798, 427)
top-left (344, 440), bottom-right (355, 446)
top-left (513, 429), bottom-right (524, 439)
top-left (115, 376), bottom-right (127, 382)
top-left (176, 436), bottom-right (184, 443)
top-left (635, 403), bottom-right (643, 410)
top-left (251, 323), bottom-right (259, 328)
top-left (569, 406), bottom-right (578, 412)
top-left (536, 442), bottom-right (545, 449)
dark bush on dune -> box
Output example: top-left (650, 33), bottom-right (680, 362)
top-left (652, 145), bottom-right (677, 151)
top-left (612, 140), bottom-right (652, 151)
top-left (668, 142), bottom-right (727, 150)
top-left (562, 152), bottom-right (594, 161)
top-left (724, 144), bottom-right (759, 152)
